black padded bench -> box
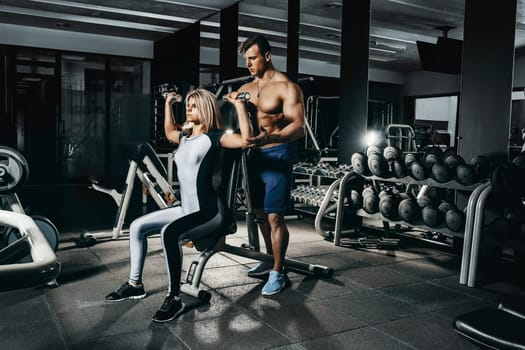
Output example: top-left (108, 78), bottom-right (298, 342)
top-left (454, 299), bottom-right (525, 349)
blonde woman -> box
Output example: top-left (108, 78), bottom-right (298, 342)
top-left (105, 88), bottom-right (251, 323)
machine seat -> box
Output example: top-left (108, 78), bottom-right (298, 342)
top-left (454, 301), bottom-right (525, 349)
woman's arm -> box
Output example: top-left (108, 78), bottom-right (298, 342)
top-left (220, 92), bottom-right (253, 149)
top-left (164, 93), bottom-right (181, 144)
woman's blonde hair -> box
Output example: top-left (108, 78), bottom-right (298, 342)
top-left (185, 89), bottom-right (222, 132)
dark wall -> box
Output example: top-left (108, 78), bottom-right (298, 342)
top-left (153, 22), bottom-right (200, 94)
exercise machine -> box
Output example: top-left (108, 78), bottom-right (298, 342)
top-left (88, 142), bottom-right (177, 241)
top-left (0, 146), bottom-right (61, 291)
top-left (88, 142), bottom-right (333, 301)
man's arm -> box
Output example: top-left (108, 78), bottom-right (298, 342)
top-left (220, 92), bottom-right (254, 148)
top-left (249, 82), bottom-right (305, 146)
top-left (278, 82), bottom-right (306, 142)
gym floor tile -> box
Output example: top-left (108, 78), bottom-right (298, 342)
top-left (380, 281), bottom-right (477, 312)
top-left (336, 265), bottom-right (421, 289)
top-left (166, 313), bottom-right (290, 350)
top-left (195, 264), bottom-right (262, 289)
top-left (376, 311), bottom-right (481, 350)
top-left (433, 299), bottom-right (499, 321)
top-left (0, 320), bottom-right (68, 350)
top-left (382, 258), bottom-right (460, 280)
top-left (285, 241), bottom-right (351, 258)
top-left (338, 248), bottom-right (416, 266)
top-left (292, 251), bottom-right (371, 271)
top-left (269, 326), bottom-right (417, 350)
top-left (288, 273), bottom-right (369, 300)
top-left (70, 328), bottom-right (188, 350)
top-left (245, 299), bottom-right (366, 342)
top-left (0, 287), bottom-right (55, 325)
top-left (430, 275), bottom-right (503, 302)
top-left (319, 289), bottom-right (420, 325)
top-left (56, 301), bottom-right (156, 345)
top-left (217, 282), bottom-right (312, 309)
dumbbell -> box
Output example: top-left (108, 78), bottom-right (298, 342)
top-left (368, 153), bottom-right (388, 177)
top-left (379, 193), bottom-right (399, 220)
top-left (445, 208), bottom-right (466, 232)
top-left (456, 164), bottom-right (478, 185)
top-left (417, 195), bottom-right (434, 208)
top-left (351, 152), bottom-right (369, 175)
top-left (398, 197), bottom-right (421, 224)
top-left (443, 153), bottom-right (466, 172)
top-left (424, 146), bottom-right (443, 169)
top-left (383, 145), bottom-right (402, 162)
top-left (431, 162), bottom-right (452, 183)
top-left (408, 159), bottom-right (427, 181)
top-left (390, 159), bottom-right (406, 178)
top-left (347, 189), bottom-right (362, 210)
top-left (366, 145), bottom-right (382, 158)
top-left (362, 186), bottom-right (379, 214)
top-left (404, 152), bottom-right (420, 167)
top-left (421, 204), bottom-right (443, 228)
top-left (470, 155), bottom-right (492, 179)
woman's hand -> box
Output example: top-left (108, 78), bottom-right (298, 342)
top-left (165, 92), bottom-right (182, 105)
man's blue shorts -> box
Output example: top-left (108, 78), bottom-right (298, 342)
top-left (247, 143), bottom-right (294, 215)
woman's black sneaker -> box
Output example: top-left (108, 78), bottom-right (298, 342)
top-left (152, 295), bottom-right (185, 323)
top-left (105, 281), bottom-right (146, 302)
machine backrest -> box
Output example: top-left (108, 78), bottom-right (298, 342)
top-left (118, 142), bottom-right (168, 179)
top-left (215, 148), bottom-right (242, 234)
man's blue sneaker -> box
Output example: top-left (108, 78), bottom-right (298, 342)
top-left (247, 262), bottom-right (273, 277)
top-left (262, 271), bottom-right (286, 296)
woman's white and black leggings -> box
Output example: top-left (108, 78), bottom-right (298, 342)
top-left (128, 200), bottom-right (222, 296)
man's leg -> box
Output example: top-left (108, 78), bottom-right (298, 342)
top-left (267, 213), bottom-right (289, 272)
top-left (255, 208), bottom-right (272, 255)
top-left (247, 208), bottom-right (274, 277)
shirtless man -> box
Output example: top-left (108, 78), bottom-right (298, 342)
top-left (237, 35), bottom-right (305, 296)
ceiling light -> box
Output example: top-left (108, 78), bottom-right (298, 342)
top-left (370, 47), bottom-right (396, 54)
top-left (369, 54), bottom-right (396, 62)
top-left (324, 2), bottom-right (342, 9)
top-left (21, 77), bottom-right (42, 82)
top-left (373, 41), bottom-right (406, 51)
top-left (29, 0), bottom-right (196, 24)
top-left (1, 5), bottom-right (179, 32)
top-left (325, 33), bottom-right (341, 39)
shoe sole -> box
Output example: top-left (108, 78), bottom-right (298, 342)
top-left (152, 303), bottom-right (186, 323)
top-left (247, 270), bottom-right (271, 278)
top-left (105, 293), bottom-right (146, 302)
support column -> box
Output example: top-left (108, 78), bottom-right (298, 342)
top-left (287, 0), bottom-right (300, 82)
top-left (220, 4), bottom-right (239, 82)
top-left (338, 0), bottom-right (371, 164)
top-left (458, 0), bottom-right (516, 163)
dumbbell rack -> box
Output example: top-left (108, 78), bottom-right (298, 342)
top-left (347, 172), bottom-right (492, 286)
top-left (292, 163), bottom-right (356, 239)
top-left (292, 161), bottom-right (494, 286)
top-left (349, 174), bottom-right (484, 241)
